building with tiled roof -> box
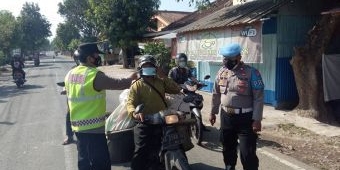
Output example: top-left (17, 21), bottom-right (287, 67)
top-left (153, 10), bottom-right (192, 31)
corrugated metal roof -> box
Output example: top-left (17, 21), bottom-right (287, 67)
top-left (162, 0), bottom-right (232, 31)
top-left (177, 0), bottom-right (289, 33)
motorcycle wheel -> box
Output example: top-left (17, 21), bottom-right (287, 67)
top-left (16, 81), bottom-right (22, 88)
top-left (191, 117), bottom-right (203, 145)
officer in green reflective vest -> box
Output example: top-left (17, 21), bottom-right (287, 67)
top-left (65, 42), bottom-right (137, 170)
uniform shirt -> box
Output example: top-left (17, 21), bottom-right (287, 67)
top-left (126, 77), bottom-right (181, 117)
top-left (94, 71), bottom-right (132, 91)
top-left (211, 62), bottom-right (264, 121)
top-left (168, 67), bottom-right (193, 84)
top-left (76, 69), bottom-right (133, 133)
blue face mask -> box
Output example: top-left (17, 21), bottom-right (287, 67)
top-left (178, 61), bottom-right (186, 68)
top-left (141, 67), bottom-right (156, 76)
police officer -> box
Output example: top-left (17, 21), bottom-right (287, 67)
top-left (168, 53), bottom-right (198, 84)
top-left (64, 42), bottom-right (137, 170)
top-left (209, 43), bottom-right (264, 170)
top-left (126, 55), bottom-right (181, 170)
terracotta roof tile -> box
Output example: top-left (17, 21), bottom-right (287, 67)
top-left (156, 10), bottom-right (192, 24)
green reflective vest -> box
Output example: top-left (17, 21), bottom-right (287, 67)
top-left (65, 66), bottom-right (106, 132)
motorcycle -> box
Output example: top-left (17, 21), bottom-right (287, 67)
top-left (135, 104), bottom-right (195, 170)
top-left (13, 71), bottom-right (25, 88)
top-left (182, 75), bottom-right (211, 145)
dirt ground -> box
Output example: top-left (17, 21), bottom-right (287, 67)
top-left (259, 123), bottom-right (340, 170)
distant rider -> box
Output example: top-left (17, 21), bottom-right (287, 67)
top-left (168, 53), bottom-right (198, 84)
top-left (11, 56), bottom-right (26, 80)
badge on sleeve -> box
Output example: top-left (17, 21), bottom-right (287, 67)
top-left (251, 68), bottom-right (264, 90)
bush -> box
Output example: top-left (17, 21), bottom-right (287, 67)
top-left (143, 42), bottom-right (171, 74)
top-left (0, 51), bottom-right (7, 66)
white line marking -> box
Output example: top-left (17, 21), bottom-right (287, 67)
top-left (258, 148), bottom-right (306, 170)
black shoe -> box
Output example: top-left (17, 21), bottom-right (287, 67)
top-left (62, 137), bottom-right (75, 145)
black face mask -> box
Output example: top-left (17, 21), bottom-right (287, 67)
top-left (224, 59), bottom-right (238, 70)
top-left (90, 55), bottom-right (102, 67)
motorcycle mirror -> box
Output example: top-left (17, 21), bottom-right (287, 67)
top-left (135, 104), bottom-right (144, 113)
top-left (57, 82), bottom-right (65, 87)
top-left (204, 75), bottom-right (211, 80)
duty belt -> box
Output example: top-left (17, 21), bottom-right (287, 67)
top-left (222, 106), bottom-right (253, 115)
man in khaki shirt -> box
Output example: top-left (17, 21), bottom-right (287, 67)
top-left (209, 43), bottom-right (264, 170)
top-left (126, 55), bottom-right (180, 170)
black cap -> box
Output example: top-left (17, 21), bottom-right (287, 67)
top-left (77, 43), bottom-right (104, 57)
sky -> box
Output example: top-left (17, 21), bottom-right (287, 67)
top-left (0, 0), bottom-right (196, 40)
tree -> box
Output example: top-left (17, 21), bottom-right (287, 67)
top-left (143, 42), bottom-right (171, 74)
top-left (17, 2), bottom-right (51, 54)
top-left (58, 0), bottom-right (99, 41)
top-left (0, 10), bottom-right (17, 61)
top-left (55, 21), bottom-right (80, 51)
top-left (89, 0), bottom-right (160, 68)
top-left (68, 39), bottom-right (81, 52)
top-left (176, 0), bottom-right (211, 10)
top-left (291, 14), bottom-right (340, 123)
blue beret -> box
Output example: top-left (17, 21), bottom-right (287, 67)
top-left (219, 43), bottom-right (242, 58)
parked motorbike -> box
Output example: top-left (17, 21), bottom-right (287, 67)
top-left (136, 104), bottom-right (195, 170)
top-left (182, 75), bottom-right (211, 145)
top-left (13, 71), bottom-right (25, 88)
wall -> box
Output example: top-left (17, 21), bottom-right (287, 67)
top-left (177, 22), bottom-right (263, 63)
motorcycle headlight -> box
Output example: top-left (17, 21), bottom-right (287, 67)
top-left (185, 84), bottom-right (197, 91)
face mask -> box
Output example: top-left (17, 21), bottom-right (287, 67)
top-left (224, 59), bottom-right (238, 70)
top-left (178, 61), bottom-right (186, 68)
top-left (91, 56), bottom-right (102, 67)
top-left (141, 67), bottom-right (156, 76)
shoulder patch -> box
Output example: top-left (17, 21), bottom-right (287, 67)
top-left (251, 68), bottom-right (264, 90)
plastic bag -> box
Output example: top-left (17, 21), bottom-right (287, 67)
top-left (105, 89), bottom-right (136, 133)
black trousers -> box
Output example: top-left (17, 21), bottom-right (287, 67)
top-left (131, 123), bottom-right (162, 170)
top-left (65, 111), bottom-right (74, 138)
top-left (220, 110), bottom-right (259, 170)
top-left (75, 132), bottom-right (111, 170)
top-left (12, 69), bottom-right (25, 79)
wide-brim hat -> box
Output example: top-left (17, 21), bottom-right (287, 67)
top-left (219, 43), bottom-right (242, 58)
top-left (77, 43), bottom-right (104, 57)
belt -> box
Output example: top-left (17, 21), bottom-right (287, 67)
top-left (222, 106), bottom-right (253, 114)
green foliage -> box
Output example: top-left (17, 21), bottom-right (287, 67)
top-left (87, 0), bottom-right (160, 68)
top-left (143, 42), bottom-right (171, 73)
top-left (0, 10), bottom-right (17, 57)
top-left (89, 0), bottom-right (160, 48)
top-left (68, 39), bottom-right (81, 51)
top-left (55, 21), bottom-right (81, 51)
top-left (0, 51), bottom-right (6, 66)
top-left (17, 2), bottom-right (51, 53)
top-left (58, 0), bottom-right (98, 41)
top-left (176, 0), bottom-right (211, 9)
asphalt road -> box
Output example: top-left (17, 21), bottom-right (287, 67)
top-left (0, 55), bottom-right (318, 170)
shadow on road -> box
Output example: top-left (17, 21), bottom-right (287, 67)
top-left (199, 126), bottom-right (222, 152)
top-left (199, 126), bottom-right (284, 152)
top-left (0, 121), bottom-right (16, 125)
top-left (190, 163), bottom-right (224, 170)
top-left (257, 135), bottom-right (283, 148)
top-left (0, 84), bottom-right (44, 100)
